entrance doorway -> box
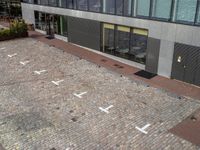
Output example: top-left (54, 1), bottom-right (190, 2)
top-left (171, 43), bottom-right (200, 86)
top-left (46, 14), bottom-right (55, 38)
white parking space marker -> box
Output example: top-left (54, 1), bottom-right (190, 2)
top-left (99, 105), bottom-right (114, 114)
top-left (8, 53), bottom-right (17, 58)
top-left (20, 61), bottom-right (30, 66)
top-left (0, 47), bottom-right (6, 50)
top-left (73, 92), bottom-right (87, 98)
top-left (51, 80), bottom-right (64, 86)
top-left (135, 123), bottom-right (151, 134)
top-left (34, 70), bottom-right (47, 75)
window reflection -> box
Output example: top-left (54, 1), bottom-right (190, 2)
top-left (88, 0), bottom-right (101, 12)
top-left (103, 0), bottom-right (115, 14)
top-left (77, 0), bottom-right (88, 11)
top-left (175, 0), bottom-right (197, 23)
top-left (103, 24), bottom-right (115, 54)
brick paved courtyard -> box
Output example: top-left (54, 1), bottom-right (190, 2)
top-left (0, 38), bottom-right (200, 150)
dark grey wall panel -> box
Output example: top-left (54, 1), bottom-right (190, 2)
top-left (145, 38), bottom-right (160, 74)
top-left (171, 43), bottom-right (200, 86)
top-left (68, 17), bottom-right (100, 50)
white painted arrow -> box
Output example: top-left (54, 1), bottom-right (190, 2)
top-left (135, 123), bottom-right (151, 134)
top-left (8, 53), bottom-right (17, 58)
top-left (73, 92), bottom-right (87, 98)
top-left (20, 61), bottom-right (30, 66)
top-left (99, 105), bottom-right (114, 114)
top-left (34, 70), bottom-right (47, 75)
top-left (51, 80), bottom-right (64, 86)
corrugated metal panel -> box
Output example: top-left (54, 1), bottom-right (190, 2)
top-left (171, 43), bottom-right (200, 86)
top-left (68, 17), bottom-right (100, 50)
top-left (145, 38), bottom-right (160, 74)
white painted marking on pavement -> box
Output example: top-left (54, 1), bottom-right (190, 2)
top-left (99, 105), bottom-right (114, 114)
top-left (8, 53), bottom-right (17, 58)
top-left (135, 123), bottom-right (151, 134)
top-left (51, 80), bottom-right (64, 86)
top-left (20, 61), bottom-right (30, 66)
top-left (73, 92), bottom-right (87, 98)
top-left (34, 70), bottom-right (47, 75)
top-left (0, 47), bottom-right (6, 50)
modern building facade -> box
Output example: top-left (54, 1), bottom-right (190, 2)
top-left (21, 0), bottom-right (200, 87)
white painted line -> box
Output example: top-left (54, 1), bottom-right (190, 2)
top-left (73, 92), bottom-right (87, 98)
top-left (135, 123), bottom-right (151, 134)
top-left (51, 80), bottom-right (64, 86)
top-left (0, 47), bottom-right (6, 50)
top-left (8, 53), bottom-right (17, 58)
top-left (20, 61), bottom-right (30, 66)
top-left (34, 70), bottom-right (47, 75)
top-left (99, 105), bottom-right (114, 114)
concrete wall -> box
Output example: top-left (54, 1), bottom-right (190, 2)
top-left (21, 3), bottom-right (200, 78)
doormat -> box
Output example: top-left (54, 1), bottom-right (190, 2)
top-left (46, 36), bottom-right (54, 40)
top-left (134, 70), bottom-right (157, 79)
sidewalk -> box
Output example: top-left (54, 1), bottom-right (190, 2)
top-left (29, 31), bottom-right (200, 100)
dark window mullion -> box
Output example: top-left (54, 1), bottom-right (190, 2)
top-left (194, 0), bottom-right (200, 24)
top-left (149, 0), bottom-right (153, 18)
top-left (169, 0), bottom-right (175, 22)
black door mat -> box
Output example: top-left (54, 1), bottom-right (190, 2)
top-left (134, 70), bottom-right (157, 79)
top-left (46, 36), bottom-right (54, 40)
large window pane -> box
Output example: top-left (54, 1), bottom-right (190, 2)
top-left (40, 0), bottom-right (48, 5)
top-left (60, 0), bottom-right (67, 8)
top-left (67, 0), bottom-right (76, 9)
top-left (77, 0), bottom-right (88, 11)
top-left (88, 0), bottom-right (101, 12)
top-left (116, 0), bottom-right (123, 15)
top-left (115, 26), bottom-right (130, 59)
top-left (175, 0), bottom-right (197, 23)
top-left (103, 0), bottom-right (115, 14)
top-left (103, 24), bottom-right (115, 54)
top-left (152, 0), bottom-right (172, 20)
top-left (124, 0), bottom-right (132, 16)
top-left (136, 0), bottom-right (150, 17)
top-left (129, 28), bottom-right (148, 64)
top-left (49, 0), bottom-right (59, 6)
top-left (34, 11), bottom-right (47, 31)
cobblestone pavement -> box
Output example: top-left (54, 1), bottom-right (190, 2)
top-left (0, 38), bottom-right (200, 150)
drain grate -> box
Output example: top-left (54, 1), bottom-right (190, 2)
top-left (113, 64), bottom-right (124, 69)
top-left (134, 70), bottom-right (157, 79)
top-left (101, 59), bottom-right (107, 62)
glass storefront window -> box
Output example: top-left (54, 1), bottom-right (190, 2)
top-left (152, 0), bottom-right (172, 20)
top-left (88, 0), bottom-right (101, 12)
top-left (102, 24), bottom-right (115, 54)
top-left (175, 0), bottom-right (197, 23)
top-left (124, 0), bottom-right (132, 16)
top-left (116, 0), bottom-right (123, 15)
top-left (115, 26), bottom-right (130, 59)
top-left (103, 0), bottom-right (115, 14)
top-left (77, 0), bottom-right (88, 11)
top-left (34, 11), bottom-right (68, 37)
top-left (130, 28), bottom-right (148, 64)
top-left (60, 0), bottom-right (67, 8)
top-left (136, 0), bottom-right (150, 17)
